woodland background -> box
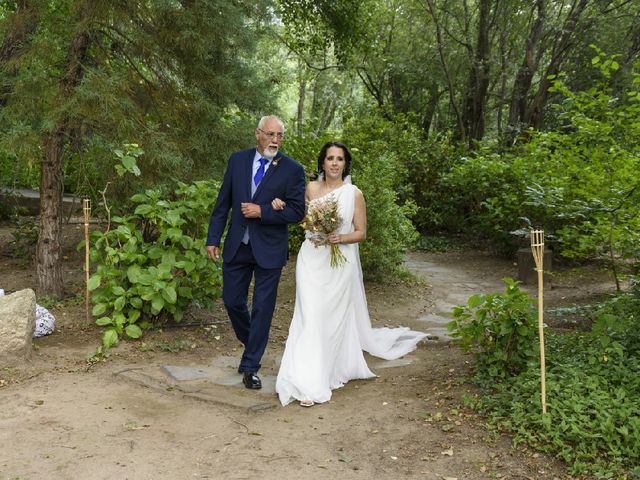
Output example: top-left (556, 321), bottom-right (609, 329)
top-left (2, 1), bottom-right (640, 477)
top-left (1, 0), bottom-right (638, 297)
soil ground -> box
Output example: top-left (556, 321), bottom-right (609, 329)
top-left (0, 222), bottom-right (615, 480)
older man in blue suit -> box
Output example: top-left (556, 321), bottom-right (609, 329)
top-left (206, 116), bottom-right (306, 389)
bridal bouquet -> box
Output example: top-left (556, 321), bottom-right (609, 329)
top-left (301, 194), bottom-right (347, 268)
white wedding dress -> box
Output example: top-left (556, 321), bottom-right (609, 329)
top-left (276, 183), bottom-right (428, 406)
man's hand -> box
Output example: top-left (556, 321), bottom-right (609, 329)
top-left (206, 245), bottom-right (220, 261)
top-left (241, 202), bottom-right (261, 218)
top-left (271, 197), bottom-right (286, 211)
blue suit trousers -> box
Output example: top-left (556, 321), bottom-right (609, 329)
top-left (222, 242), bottom-right (282, 373)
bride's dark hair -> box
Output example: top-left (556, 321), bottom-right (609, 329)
top-left (316, 141), bottom-right (352, 180)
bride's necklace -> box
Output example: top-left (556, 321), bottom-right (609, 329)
top-left (321, 179), bottom-right (344, 196)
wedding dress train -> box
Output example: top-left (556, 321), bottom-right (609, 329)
top-left (275, 184), bottom-right (428, 406)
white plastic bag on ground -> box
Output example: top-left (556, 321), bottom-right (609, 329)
top-left (34, 304), bottom-right (55, 337)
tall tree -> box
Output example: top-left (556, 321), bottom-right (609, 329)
top-left (461, 0), bottom-right (495, 144)
top-left (37, 0), bottom-right (95, 297)
top-left (506, 0), bottom-right (546, 141)
top-left (527, 0), bottom-right (590, 129)
top-left (1, 0), bottom-right (275, 297)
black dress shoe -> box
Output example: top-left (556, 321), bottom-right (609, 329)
top-left (242, 372), bottom-right (262, 390)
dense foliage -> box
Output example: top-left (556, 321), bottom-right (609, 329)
top-left (450, 280), bottom-right (640, 478)
top-left (435, 56), bottom-right (640, 278)
top-left (87, 181), bottom-right (221, 352)
top-left (448, 278), bottom-right (539, 382)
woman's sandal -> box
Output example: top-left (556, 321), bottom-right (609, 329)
top-left (299, 400), bottom-right (315, 408)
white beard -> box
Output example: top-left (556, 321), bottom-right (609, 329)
top-left (262, 146), bottom-right (278, 160)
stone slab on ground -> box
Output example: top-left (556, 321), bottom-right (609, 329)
top-left (370, 355), bottom-right (416, 369)
top-left (114, 364), bottom-right (278, 413)
top-left (114, 352), bottom-right (424, 411)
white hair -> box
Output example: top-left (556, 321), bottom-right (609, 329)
top-left (257, 115), bottom-right (285, 132)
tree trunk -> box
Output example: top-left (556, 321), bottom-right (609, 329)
top-left (624, 11), bottom-right (640, 65)
top-left (506, 0), bottom-right (546, 141)
top-left (316, 94), bottom-right (336, 135)
top-left (425, 0), bottom-right (466, 141)
top-left (461, 0), bottom-right (492, 146)
top-left (421, 86), bottom-right (442, 134)
top-left (37, 128), bottom-right (65, 297)
top-left (296, 61), bottom-right (307, 134)
top-left (37, 1), bottom-right (94, 298)
top-left (527, 0), bottom-right (589, 130)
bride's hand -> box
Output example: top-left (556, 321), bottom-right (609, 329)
top-left (328, 233), bottom-right (342, 244)
top-left (271, 198), bottom-right (286, 210)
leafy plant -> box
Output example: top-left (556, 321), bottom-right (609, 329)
top-left (114, 143), bottom-right (143, 177)
top-left (465, 329), bottom-right (640, 477)
top-left (415, 234), bottom-right (463, 253)
top-left (448, 277), bottom-right (538, 382)
top-left (459, 276), bottom-right (640, 477)
top-left (427, 51), bottom-right (640, 272)
top-left (87, 180), bottom-right (222, 353)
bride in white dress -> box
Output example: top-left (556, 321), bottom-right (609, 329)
top-left (274, 142), bottom-right (427, 407)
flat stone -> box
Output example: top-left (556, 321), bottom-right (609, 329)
top-left (417, 313), bottom-right (451, 327)
top-left (114, 365), bottom-right (279, 412)
top-left (161, 365), bottom-right (216, 381)
top-left (370, 356), bottom-right (416, 369)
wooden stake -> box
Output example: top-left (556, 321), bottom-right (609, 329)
top-left (531, 229), bottom-right (547, 414)
top-left (83, 199), bottom-right (91, 323)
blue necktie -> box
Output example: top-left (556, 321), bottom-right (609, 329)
top-left (254, 158), bottom-right (268, 187)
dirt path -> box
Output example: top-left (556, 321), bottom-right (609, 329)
top-left (1, 238), bottom-right (609, 479)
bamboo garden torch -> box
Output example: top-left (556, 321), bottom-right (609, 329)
top-left (83, 199), bottom-right (91, 322)
top-left (531, 229), bottom-right (547, 414)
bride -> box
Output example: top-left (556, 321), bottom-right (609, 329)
top-left (274, 141), bottom-right (427, 407)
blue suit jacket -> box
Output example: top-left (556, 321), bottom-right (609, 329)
top-left (206, 148), bottom-right (306, 269)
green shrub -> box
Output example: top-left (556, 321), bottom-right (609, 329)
top-left (458, 279), bottom-right (640, 477)
top-left (87, 180), bottom-right (222, 352)
top-left (438, 52), bottom-right (640, 276)
top-left (355, 150), bottom-right (417, 279)
top-left (448, 277), bottom-right (539, 382)
top-left (590, 277), bottom-right (640, 357)
top-left (9, 214), bottom-right (38, 258)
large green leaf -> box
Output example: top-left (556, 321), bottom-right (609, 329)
top-left (125, 324), bottom-right (143, 339)
top-left (128, 309), bottom-right (141, 323)
top-left (134, 204), bottom-right (154, 215)
top-left (88, 274), bottom-right (102, 291)
top-left (151, 294), bottom-right (164, 313)
top-left (113, 295), bottom-right (126, 312)
top-left (161, 286), bottom-right (177, 304)
top-left (102, 329), bottom-right (118, 348)
top-left (96, 316), bottom-right (112, 326)
top-left (92, 303), bottom-right (108, 316)
top-left (127, 265), bottom-right (142, 283)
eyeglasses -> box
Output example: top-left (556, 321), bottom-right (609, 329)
top-left (258, 128), bottom-right (285, 140)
